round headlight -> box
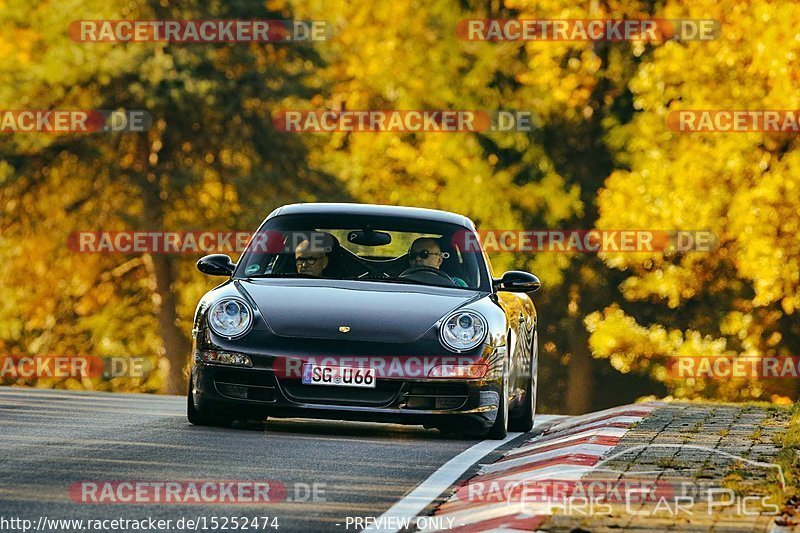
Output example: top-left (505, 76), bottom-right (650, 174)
top-left (440, 310), bottom-right (487, 352)
top-left (208, 297), bottom-right (253, 338)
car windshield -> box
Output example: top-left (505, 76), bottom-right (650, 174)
top-left (233, 213), bottom-right (489, 291)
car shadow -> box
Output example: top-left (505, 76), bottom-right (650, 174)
top-left (225, 417), bottom-right (482, 441)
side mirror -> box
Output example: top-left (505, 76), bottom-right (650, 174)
top-left (197, 254), bottom-right (235, 276)
top-left (493, 271), bottom-right (541, 293)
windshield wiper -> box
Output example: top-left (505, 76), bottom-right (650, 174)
top-left (359, 277), bottom-right (419, 284)
top-left (357, 276), bottom-right (463, 288)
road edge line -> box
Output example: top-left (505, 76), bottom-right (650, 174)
top-left (364, 416), bottom-right (562, 533)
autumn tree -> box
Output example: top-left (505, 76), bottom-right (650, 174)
top-left (587, 0), bottom-right (800, 402)
top-left (0, 0), bottom-right (345, 393)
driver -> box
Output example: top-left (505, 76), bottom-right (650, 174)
top-left (408, 238), bottom-right (468, 287)
top-left (295, 239), bottom-right (329, 277)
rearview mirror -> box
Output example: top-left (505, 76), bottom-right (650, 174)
top-left (347, 230), bottom-right (392, 247)
top-left (493, 271), bottom-right (541, 293)
top-left (197, 254), bottom-right (235, 276)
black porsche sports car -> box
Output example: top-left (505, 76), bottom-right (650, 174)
top-left (188, 203), bottom-right (540, 439)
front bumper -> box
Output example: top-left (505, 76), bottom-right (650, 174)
top-left (190, 361), bottom-right (502, 433)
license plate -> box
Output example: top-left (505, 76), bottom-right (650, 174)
top-left (301, 365), bottom-right (376, 388)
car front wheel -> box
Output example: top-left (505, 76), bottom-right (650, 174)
top-left (187, 378), bottom-right (234, 427)
top-left (509, 332), bottom-right (537, 432)
top-left (484, 366), bottom-right (509, 440)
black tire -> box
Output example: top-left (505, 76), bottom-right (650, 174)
top-left (509, 332), bottom-right (537, 432)
top-left (186, 379), bottom-right (233, 427)
top-left (484, 366), bottom-right (509, 440)
top-left (508, 374), bottom-right (535, 432)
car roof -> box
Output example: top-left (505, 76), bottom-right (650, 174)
top-left (268, 203), bottom-right (476, 229)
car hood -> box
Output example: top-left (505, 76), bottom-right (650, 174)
top-left (238, 280), bottom-right (480, 343)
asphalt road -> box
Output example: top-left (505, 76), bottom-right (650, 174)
top-left (0, 388), bottom-right (551, 533)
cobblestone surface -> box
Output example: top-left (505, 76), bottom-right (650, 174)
top-left (538, 403), bottom-right (792, 533)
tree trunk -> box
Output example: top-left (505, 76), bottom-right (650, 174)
top-left (566, 343), bottom-right (594, 415)
top-left (565, 280), bottom-right (594, 415)
top-left (140, 186), bottom-right (191, 395)
top-left (137, 136), bottom-right (191, 395)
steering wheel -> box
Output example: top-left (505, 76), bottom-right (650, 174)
top-left (398, 265), bottom-right (457, 285)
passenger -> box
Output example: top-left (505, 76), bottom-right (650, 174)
top-left (408, 238), bottom-right (467, 287)
top-left (294, 239), bottom-right (329, 277)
